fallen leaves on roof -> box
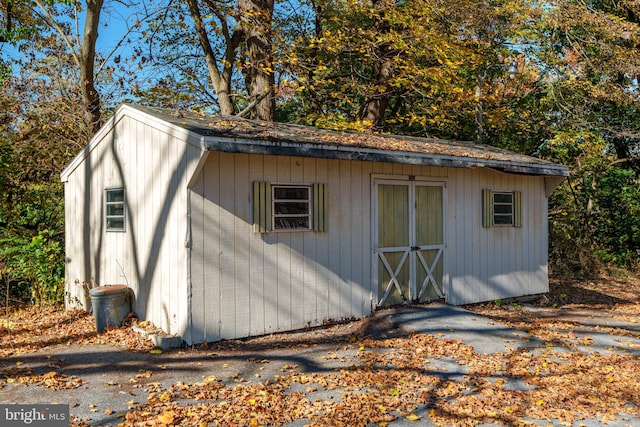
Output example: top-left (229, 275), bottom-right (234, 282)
top-left (134, 104), bottom-right (563, 170)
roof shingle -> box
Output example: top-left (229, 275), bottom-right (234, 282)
top-left (131, 104), bottom-right (568, 177)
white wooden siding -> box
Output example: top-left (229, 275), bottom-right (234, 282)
top-left (64, 106), bottom-right (552, 345)
top-left (190, 154), bottom-right (376, 343)
top-left (444, 169), bottom-right (548, 305)
top-left (63, 111), bottom-right (203, 338)
top-left (189, 152), bottom-right (550, 343)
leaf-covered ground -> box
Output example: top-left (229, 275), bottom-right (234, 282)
top-left (0, 306), bottom-right (155, 359)
top-left (469, 273), bottom-right (640, 350)
top-left (0, 274), bottom-right (639, 426)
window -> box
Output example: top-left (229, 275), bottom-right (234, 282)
top-left (253, 182), bottom-right (327, 233)
top-left (492, 192), bottom-right (514, 225)
top-left (105, 187), bottom-right (126, 231)
top-left (482, 189), bottom-right (521, 228)
top-left (273, 185), bottom-right (311, 230)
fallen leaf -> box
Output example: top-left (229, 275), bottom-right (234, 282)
top-left (157, 409), bottom-right (175, 424)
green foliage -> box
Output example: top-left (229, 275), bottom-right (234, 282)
top-left (0, 182), bottom-right (65, 306)
top-left (0, 61), bottom-right (10, 83)
top-left (0, 228), bottom-right (64, 306)
top-left (590, 169), bottom-right (640, 266)
top-left (0, 140), bottom-right (66, 307)
top-left (278, 0), bottom-right (544, 140)
top-left (547, 153), bottom-right (640, 272)
top-left (1, 0), bottom-right (640, 304)
top-left (0, 57), bottom-right (80, 307)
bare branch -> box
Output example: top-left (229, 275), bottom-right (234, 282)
top-left (32, 0), bottom-right (81, 68)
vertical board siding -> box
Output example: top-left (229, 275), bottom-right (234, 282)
top-left (275, 155), bottom-right (292, 332)
top-left (65, 111), bottom-right (553, 345)
top-left (64, 113), bottom-right (202, 338)
top-left (326, 159), bottom-right (342, 321)
top-left (234, 153), bottom-right (251, 339)
top-left (190, 180), bottom-right (206, 344)
top-left (189, 153), bottom-right (375, 343)
top-left (289, 157), bottom-right (306, 331)
top-left (248, 155), bottom-right (266, 337)
top-left (203, 152), bottom-right (222, 338)
top-left (218, 152), bottom-right (237, 339)
top-left (304, 158), bottom-right (318, 325)
top-left (315, 157), bottom-right (330, 323)
top-left (446, 169), bottom-right (549, 305)
top-left (348, 161), bottom-right (359, 311)
top-left (192, 152), bottom-right (549, 343)
top-left (338, 161), bottom-right (352, 319)
top-left (359, 161), bottom-right (374, 312)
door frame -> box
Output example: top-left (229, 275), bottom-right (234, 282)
top-left (371, 174), bottom-right (448, 307)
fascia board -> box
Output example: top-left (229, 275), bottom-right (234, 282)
top-left (60, 113), bottom-right (118, 183)
top-left (203, 136), bottom-right (570, 177)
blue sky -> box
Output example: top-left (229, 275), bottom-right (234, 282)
top-left (1, 0), bottom-right (156, 74)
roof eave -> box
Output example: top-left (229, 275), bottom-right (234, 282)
top-left (204, 137), bottom-right (569, 177)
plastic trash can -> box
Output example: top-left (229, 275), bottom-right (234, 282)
top-left (89, 285), bottom-right (131, 332)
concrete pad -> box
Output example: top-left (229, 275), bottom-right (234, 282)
top-left (376, 304), bottom-right (543, 354)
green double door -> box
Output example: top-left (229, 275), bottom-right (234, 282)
top-left (375, 180), bottom-right (445, 306)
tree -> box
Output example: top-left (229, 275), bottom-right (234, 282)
top-left (3, 0), bottom-right (640, 283)
top-left (0, 48), bottom-right (86, 305)
top-left (359, 0), bottom-right (395, 130)
top-left (10, 0), bottom-right (169, 134)
top-left (1, 0), bottom-right (40, 80)
top-left (184, 0), bottom-right (240, 115)
top-left (28, 0), bottom-right (104, 133)
top-left (0, 0), bottom-right (169, 305)
top-left (537, 0), bottom-right (640, 269)
top-left (238, 0), bottom-right (275, 120)
top-left (142, 0), bottom-right (276, 119)
top-left (281, 0), bottom-right (540, 138)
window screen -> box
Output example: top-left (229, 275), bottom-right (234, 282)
top-left (253, 182), bottom-right (327, 233)
top-left (272, 185), bottom-right (311, 230)
top-left (482, 189), bottom-right (522, 228)
top-left (492, 192), bottom-right (514, 225)
top-left (105, 187), bottom-right (126, 231)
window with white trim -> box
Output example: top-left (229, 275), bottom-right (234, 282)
top-left (482, 189), bottom-right (522, 228)
top-left (105, 187), bottom-right (126, 231)
top-left (253, 182), bottom-right (327, 233)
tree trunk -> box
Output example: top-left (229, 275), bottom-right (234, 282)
top-left (80, 0), bottom-right (103, 135)
top-left (361, 0), bottom-right (395, 131)
top-left (238, 0), bottom-right (275, 121)
top-left (186, 0), bottom-right (238, 115)
top-left (0, 1), bottom-right (11, 43)
top-left (307, 0), bottom-right (323, 118)
top-left (362, 55), bottom-right (393, 129)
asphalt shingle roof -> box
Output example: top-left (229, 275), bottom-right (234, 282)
top-left (131, 104), bottom-right (568, 177)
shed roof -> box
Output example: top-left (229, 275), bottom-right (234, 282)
top-left (131, 104), bottom-right (567, 177)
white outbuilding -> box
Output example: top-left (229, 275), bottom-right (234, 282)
top-left (61, 104), bottom-right (568, 345)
